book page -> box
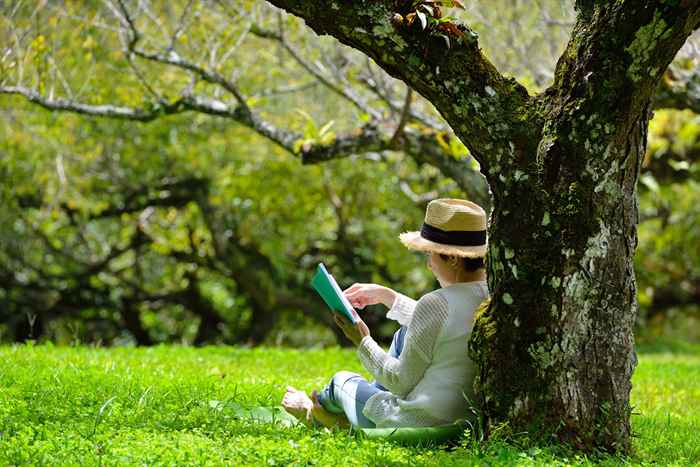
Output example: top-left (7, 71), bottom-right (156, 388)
top-left (327, 273), bottom-right (358, 323)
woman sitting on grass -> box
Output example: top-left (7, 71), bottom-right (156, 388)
top-left (282, 199), bottom-right (490, 429)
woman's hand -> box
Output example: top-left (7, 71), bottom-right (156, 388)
top-left (343, 283), bottom-right (396, 309)
top-left (334, 314), bottom-right (370, 346)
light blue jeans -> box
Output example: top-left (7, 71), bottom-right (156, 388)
top-left (317, 326), bottom-right (407, 428)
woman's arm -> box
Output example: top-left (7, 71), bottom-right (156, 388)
top-left (344, 283), bottom-right (418, 326)
top-left (356, 292), bottom-right (449, 398)
top-left (343, 283), bottom-right (397, 308)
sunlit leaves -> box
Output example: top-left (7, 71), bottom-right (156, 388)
top-left (292, 109), bottom-right (336, 153)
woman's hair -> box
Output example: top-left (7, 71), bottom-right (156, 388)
top-left (439, 254), bottom-right (485, 272)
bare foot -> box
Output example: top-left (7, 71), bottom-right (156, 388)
top-left (281, 386), bottom-right (350, 429)
top-left (282, 386), bottom-right (314, 427)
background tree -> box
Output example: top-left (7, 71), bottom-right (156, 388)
top-left (1, 0), bottom-right (485, 346)
top-left (1, 0), bottom-right (700, 453)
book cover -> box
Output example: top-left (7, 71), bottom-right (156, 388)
top-left (310, 263), bottom-right (359, 324)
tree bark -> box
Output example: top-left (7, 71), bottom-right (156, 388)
top-left (470, 3), bottom-right (700, 452)
top-left (475, 4), bottom-right (700, 452)
top-left (269, 0), bottom-right (700, 452)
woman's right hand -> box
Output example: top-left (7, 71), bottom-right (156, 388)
top-left (343, 283), bottom-right (396, 309)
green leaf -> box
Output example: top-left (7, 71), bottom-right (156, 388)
top-left (419, 4), bottom-right (435, 16)
top-left (640, 174), bottom-right (660, 193)
top-left (294, 109), bottom-right (317, 138)
top-left (440, 0), bottom-right (465, 8)
top-left (318, 120), bottom-right (335, 137)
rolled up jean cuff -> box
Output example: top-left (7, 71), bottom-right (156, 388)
top-left (317, 371), bottom-right (382, 428)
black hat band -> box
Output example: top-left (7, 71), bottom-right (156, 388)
top-left (420, 222), bottom-right (486, 247)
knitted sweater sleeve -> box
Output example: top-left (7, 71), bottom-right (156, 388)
top-left (357, 292), bottom-right (450, 398)
top-left (385, 292), bottom-right (418, 326)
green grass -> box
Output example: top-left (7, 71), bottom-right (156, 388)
top-left (0, 343), bottom-right (698, 466)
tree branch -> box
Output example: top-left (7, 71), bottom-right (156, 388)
top-left (647, 278), bottom-right (700, 316)
top-left (551, 2), bottom-right (700, 118)
top-left (266, 0), bottom-right (534, 170)
top-left (642, 134), bottom-right (700, 184)
top-left (1, 84), bottom-right (488, 203)
top-left (389, 87), bottom-right (413, 147)
top-left (0, 85), bottom-right (300, 149)
top-left (250, 23), bottom-right (383, 121)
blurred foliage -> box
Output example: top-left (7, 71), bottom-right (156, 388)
top-left (638, 110), bottom-right (700, 340)
top-left (0, 97), bottom-right (453, 345)
top-left (636, 110), bottom-right (700, 341)
top-left (0, 0), bottom-right (698, 346)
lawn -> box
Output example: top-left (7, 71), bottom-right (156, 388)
top-left (0, 342), bottom-right (698, 466)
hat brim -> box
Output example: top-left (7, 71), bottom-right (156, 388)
top-left (399, 231), bottom-right (487, 258)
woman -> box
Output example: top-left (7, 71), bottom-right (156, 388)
top-left (282, 198), bottom-right (489, 429)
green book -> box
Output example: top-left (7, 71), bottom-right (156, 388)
top-left (311, 263), bottom-right (359, 324)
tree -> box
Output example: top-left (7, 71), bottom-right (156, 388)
top-left (260, 0), bottom-right (700, 452)
top-left (0, 0), bottom-right (478, 347)
top-left (0, 105), bottom-right (433, 347)
top-left (2, 0), bottom-right (700, 453)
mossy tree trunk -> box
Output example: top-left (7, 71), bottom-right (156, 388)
top-left (270, 0), bottom-right (700, 452)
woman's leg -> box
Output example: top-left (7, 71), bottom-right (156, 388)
top-left (317, 370), bottom-right (383, 428)
top-left (282, 386), bottom-right (350, 428)
top-left (390, 325), bottom-right (408, 357)
top-left (295, 326), bottom-right (407, 428)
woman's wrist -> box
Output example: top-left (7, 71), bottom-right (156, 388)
top-left (381, 287), bottom-right (397, 309)
top-left (356, 334), bottom-right (370, 347)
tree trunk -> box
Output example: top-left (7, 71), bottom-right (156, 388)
top-left (466, 2), bottom-right (700, 450)
top-left (183, 279), bottom-right (226, 346)
top-left (471, 110), bottom-right (649, 452)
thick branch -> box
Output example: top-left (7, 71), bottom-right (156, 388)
top-left (1, 85), bottom-right (487, 203)
top-left (647, 278), bottom-right (700, 316)
top-left (551, 2), bottom-right (700, 119)
top-left (643, 139), bottom-right (700, 184)
top-left (301, 123), bottom-right (489, 206)
top-left (535, 2), bottom-right (700, 193)
top-left (266, 0), bottom-right (534, 170)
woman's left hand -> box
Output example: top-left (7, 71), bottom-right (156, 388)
top-left (334, 314), bottom-right (370, 346)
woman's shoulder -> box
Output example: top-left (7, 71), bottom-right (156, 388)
top-left (415, 289), bottom-right (450, 310)
top-left (415, 281), bottom-right (488, 309)
top-left (433, 281), bottom-right (489, 303)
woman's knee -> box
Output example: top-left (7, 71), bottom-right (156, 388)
top-left (330, 370), bottom-right (361, 388)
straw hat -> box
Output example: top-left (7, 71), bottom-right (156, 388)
top-left (399, 199), bottom-right (488, 258)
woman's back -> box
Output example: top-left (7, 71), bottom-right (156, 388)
top-left (359, 280), bottom-right (489, 428)
top-left (410, 281), bottom-right (488, 422)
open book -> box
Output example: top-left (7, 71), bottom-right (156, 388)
top-left (311, 263), bottom-right (359, 324)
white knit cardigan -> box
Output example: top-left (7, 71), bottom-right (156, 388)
top-left (357, 281), bottom-right (489, 428)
